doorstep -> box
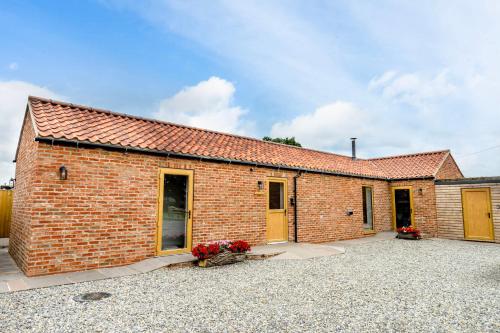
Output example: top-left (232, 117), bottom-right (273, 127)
top-left (0, 253), bottom-right (196, 294)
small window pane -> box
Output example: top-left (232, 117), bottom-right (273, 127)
top-left (269, 182), bottom-right (284, 209)
top-left (362, 186), bottom-right (373, 230)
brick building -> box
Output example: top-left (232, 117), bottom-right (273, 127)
top-left (10, 96), bottom-right (463, 276)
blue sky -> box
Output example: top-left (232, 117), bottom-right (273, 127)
top-left (1, 0), bottom-right (500, 183)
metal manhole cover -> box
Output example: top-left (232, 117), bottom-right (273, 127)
top-left (73, 292), bottom-right (112, 302)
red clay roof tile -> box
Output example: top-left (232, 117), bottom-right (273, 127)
top-left (26, 96), bottom-right (452, 179)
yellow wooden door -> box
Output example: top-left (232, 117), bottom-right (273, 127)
top-left (157, 168), bottom-right (194, 255)
top-left (0, 190), bottom-right (13, 238)
top-left (462, 188), bottom-right (494, 241)
top-left (267, 179), bottom-right (288, 242)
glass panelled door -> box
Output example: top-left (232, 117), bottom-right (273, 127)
top-left (392, 187), bottom-right (414, 229)
top-left (157, 168), bottom-right (193, 254)
top-left (267, 178), bottom-right (288, 242)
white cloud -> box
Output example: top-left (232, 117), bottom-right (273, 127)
top-left (8, 62), bottom-right (18, 71)
top-left (154, 77), bottom-right (252, 134)
top-left (271, 101), bottom-right (372, 152)
top-left (0, 81), bottom-right (61, 184)
top-left (370, 70), bottom-right (457, 108)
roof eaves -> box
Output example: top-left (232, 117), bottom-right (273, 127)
top-left (34, 136), bottom-right (390, 181)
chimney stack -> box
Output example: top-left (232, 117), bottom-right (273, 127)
top-left (350, 138), bottom-right (357, 160)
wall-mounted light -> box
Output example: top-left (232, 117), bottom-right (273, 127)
top-left (257, 180), bottom-right (264, 191)
top-left (346, 209), bottom-right (354, 216)
top-left (418, 188), bottom-right (423, 195)
top-left (59, 165), bottom-right (68, 180)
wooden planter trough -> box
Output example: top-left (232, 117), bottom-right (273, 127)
top-left (396, 232), bottom-right (421, 240)
top-left (198, 251), bottom-right (246, 268)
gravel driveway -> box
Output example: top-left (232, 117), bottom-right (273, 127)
top-left (0, 239), bottom-right (499, 332)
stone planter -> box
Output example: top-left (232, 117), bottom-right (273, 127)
top-left (396, 232), bottom-right (421, 240)
top-left (198, 251), bottom-right (246, 267)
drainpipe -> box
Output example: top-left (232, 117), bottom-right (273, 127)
top-left (293, 171), bottom-right (302, 243)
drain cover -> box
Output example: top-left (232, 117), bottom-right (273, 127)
top-left (73, 292), bottom-right (111, 302)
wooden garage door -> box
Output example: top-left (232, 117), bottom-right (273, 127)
top-left (462, 188), bottom-right (494, 241)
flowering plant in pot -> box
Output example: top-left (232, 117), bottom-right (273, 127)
top-left (192, 240), bottom-right (251, 267)
top-left (396, 226), bottom-right (422, 240)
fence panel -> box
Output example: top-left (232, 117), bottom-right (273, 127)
top-left (0, 190), bottom-right (13, 238)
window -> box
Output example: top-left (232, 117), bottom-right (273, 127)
top-left (362, 186), bottom-right (373, 230)
top-left (269, 181), bottom-right (284, 209)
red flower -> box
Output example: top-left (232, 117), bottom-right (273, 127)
top-left (192, 244), bottom-right (210, 259)
top-left (228, 240), bottom-right (251, 253)
top-left (208, 243), bottom-right (221, 256)
top-left (397, 226), bottom-right (422, 238)
top-left (192, 239), bottom-right (251, 259)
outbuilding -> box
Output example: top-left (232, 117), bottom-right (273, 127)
top-left (10, 96), bottom-right (464, 276)
top-left (436, 177), bottom-right (499, 243)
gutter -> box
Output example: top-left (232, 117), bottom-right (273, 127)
top-left (33, 137), bottom-right (390, 181)
top-left (32, 137), bottom-right (437, 182)
top-left (435, 177), bottom-right (500, 185)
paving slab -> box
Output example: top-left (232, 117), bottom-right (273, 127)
top-left (7, 278), bottom-right (30, 292)
top-left (65, 270), bottom-right (107, 283)
top-left (0, 248), bottom-right (21, 276)
top-left (0, 273), bottom-right (25, 282)
top-left (0, 238), bottom-right (8, 248)
top-left (128, 257), bottom-right (165, 273)
top-left (156, 253), bottom-right (196, 265)
top-left (251, 242), bottom-right (345, 260)
top-left (0, 281), bottom-right (9, 292)
top-left (97, 266), bottom-right (140, 278)
top-left (21, 275), bottom-right (72, 289)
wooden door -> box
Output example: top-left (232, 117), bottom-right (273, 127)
top-left (391, 187), bottom-right (414, 229)
top-left (0, 190), bottom-right (13, 238)
top-left (267, 179), bottom-right (288, 242)
top-left (157, 168), bottom-right (194, 255)
top-left (462, 188), bottom-right (494, 241)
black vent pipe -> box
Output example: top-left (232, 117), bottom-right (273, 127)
top-left (350, 138), bottom-right (357, 160)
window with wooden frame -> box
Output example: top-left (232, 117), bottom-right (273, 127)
top-left (362, 186), bottom-right (374, 230)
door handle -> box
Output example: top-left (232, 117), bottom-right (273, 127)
top-left (187, 210), bottom-right (191, 219)
top-left (487, 212), bottom-right (491, 219)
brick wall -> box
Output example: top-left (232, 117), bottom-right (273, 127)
top-left (12, 120), bottom-right (394, 275)
top-left (9, 112), bottom-right (38, 273)
top-left (389, 180), bottom-right (438, 237)
top-left (296, 173), bottom-right (392, 243)
top-left (435, 154), bottom-right (463, 180)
